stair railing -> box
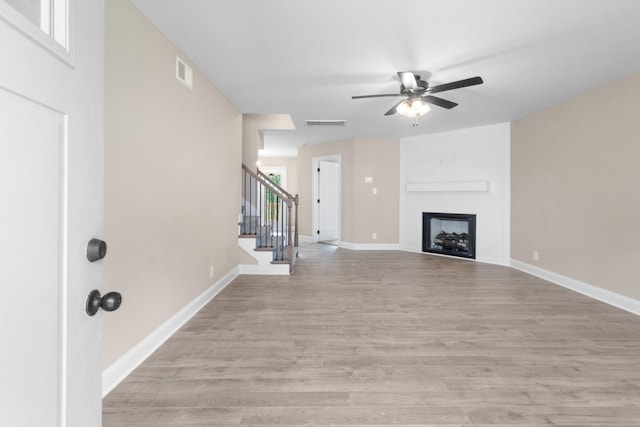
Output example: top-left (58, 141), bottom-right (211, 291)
top-left (241, 164), bottom-right (299, 263)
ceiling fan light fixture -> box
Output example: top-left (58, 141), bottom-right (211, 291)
top-left (396, 97), bottom-right (431, 118)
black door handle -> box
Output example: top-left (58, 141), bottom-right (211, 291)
top-left (86, 238), bottom-right (107, 262)
top-left (86, 290), bottom-right (122, 316)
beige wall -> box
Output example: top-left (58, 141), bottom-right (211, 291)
top-left (512, 72), bottom-right (640, 301)
top-left (297, 139), bottom-right (354, 239)
top-left (104, 0), bottom-right (242, 368)
top-left (352, 138), bottom-right (400, 243)
top-left (297, 138), bottom-right (399, 243)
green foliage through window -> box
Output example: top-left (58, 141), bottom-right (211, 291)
top-left (266, 174), bottom-right (281, 221)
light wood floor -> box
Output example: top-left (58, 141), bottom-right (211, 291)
top-left (103, 243), bottom-right (640, 426)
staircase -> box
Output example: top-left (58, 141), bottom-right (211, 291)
top-left (239, 164), bottom-right (299, 274)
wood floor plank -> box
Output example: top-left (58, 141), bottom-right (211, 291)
top-left (103, 242), bottom-right (640, 426)
top-left (238, 406), bottom-right (470, 425)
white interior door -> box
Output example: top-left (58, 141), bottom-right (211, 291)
top-left (318, 160), bottom-right (340, 242)
top-left (0, 0), bottom-right (105, 426)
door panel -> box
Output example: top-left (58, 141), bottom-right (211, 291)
top-left (0, 0), bottom-right (104, 425)
top-left (0, 88), bottom-right (66, 425)
top-left (318, 161), bottom-right (339, 242)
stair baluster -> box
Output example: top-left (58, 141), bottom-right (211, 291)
top-left (239, 164), bottom-right (299, 272)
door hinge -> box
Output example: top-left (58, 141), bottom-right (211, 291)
top-left (317, 199), bottom-right (320, 203)
top-left (317, 167), bottom-right (320, 172)
top-left (317, 230), bottom-right (320, 234)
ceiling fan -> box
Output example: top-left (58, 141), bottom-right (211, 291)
top-left (352, 72), bottom-right (483, 117)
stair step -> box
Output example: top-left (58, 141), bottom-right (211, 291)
top-left (238, 237), bottom-right (290, 275)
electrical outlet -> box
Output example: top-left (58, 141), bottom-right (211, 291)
top-left (533, 251), bottom-right (539, 261)
top-left (372, 187), bottom-right (377, 195)
top-left (372, 232), bottom-right (377, 240)
top-left (364, 176), bottom-right (373, 183)
top-left (209, 265), bottom-right (215, 279)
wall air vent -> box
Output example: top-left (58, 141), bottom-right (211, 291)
top-left (305, 120), bottom-right (346, 127)
top-left (176, 56), bottom-right (193, 89)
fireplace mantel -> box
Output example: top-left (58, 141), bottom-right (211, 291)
top-left (406, 181), bottom-right (489, 192)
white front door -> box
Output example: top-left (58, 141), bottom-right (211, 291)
top-left (318, 160), bottom-right (340, 242)
top-left (0, 0), bottom-right (105, 426)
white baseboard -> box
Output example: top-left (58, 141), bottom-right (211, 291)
top-left (339, 242), bottom-right (400, 251)
top-left (102, 266), bottom-right (239, 397)
top-left (238, 263), bottom-right (290, 275)
top-left (511, 259), bottom-right (640, 316)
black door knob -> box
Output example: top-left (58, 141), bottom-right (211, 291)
top-left (86, 238), bottom-right (107, 262)
top-left (100, 292), bottom-right (122, 312)
top-left (86, 289), bottom-right (122, 316)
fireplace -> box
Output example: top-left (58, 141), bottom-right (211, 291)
top-left (422, 212), bottom-right (476, 259)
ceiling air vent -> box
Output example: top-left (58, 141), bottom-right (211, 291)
top-left (305, 120), bottom-right (346, 127)
top-left (176, 56), bottom-right (193, 89)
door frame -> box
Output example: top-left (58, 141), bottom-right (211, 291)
top-left (311, 155), bottom-right (341, 243)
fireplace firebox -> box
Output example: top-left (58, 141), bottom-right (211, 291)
top-left (422, 212), bottom-right (476, 259)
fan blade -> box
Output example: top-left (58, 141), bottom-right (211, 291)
top-left (427, 76), bottom-right (483, 94)
top-left (384, 99), bottom-right (406, 116)
top-left (352, 94), bottom-right (401, 99)
top-left (423, 95), bottom-right (458, 109)
top-left (398, 71), bottom-right (418, 90)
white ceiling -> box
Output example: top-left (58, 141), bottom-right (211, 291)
top-left (130, 0), bottom-right (640, 157)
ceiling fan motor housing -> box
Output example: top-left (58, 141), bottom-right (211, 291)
top-left (352, 72), bottom-right (483, 115)
top-left (401, 75), bottom-right (428, 94)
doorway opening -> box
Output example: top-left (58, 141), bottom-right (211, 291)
top-left (312, 155), bottom-right (341, 245)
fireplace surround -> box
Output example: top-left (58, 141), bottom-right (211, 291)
top-left (422, 212), bottom-right (476, 259)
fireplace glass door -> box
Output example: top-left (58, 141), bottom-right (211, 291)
top-left (422, 212), bottom-right (476, 259)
